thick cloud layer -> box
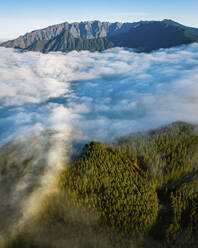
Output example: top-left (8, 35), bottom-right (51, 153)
top-left (1, 44), bottom-right (198, 246)
top-left (1, 45), bottom-right (198, 145)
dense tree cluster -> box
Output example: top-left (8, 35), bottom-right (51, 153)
top-left (6, 122), bottom-right (198, 247)
top-left (59, 142), bottom-right (158, 240)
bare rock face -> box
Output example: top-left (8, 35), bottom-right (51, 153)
top-left (2, 19), bottom-right (198, 52)
top-left (1, 21), bottom-right (134, 49)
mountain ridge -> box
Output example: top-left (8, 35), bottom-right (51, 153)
top-left (1, 19), bottom-right (198, 53)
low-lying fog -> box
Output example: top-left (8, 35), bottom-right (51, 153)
top-left (1, 44), bottom-right (198, 146)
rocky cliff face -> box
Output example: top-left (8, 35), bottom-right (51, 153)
top-left (2, 21), bottom-right (135, 49)
top-left (2, 20), bottom-right (198, 52)
top-left (25, 30), bottom-right (115, 53)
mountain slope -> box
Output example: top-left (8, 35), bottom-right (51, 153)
top-left (109, 21), bottom-right (198, 52)
top-left (162, 19), bottom-right (198, 36)
top-left (1, 20), bottom-right (198, 53)
top-left (25, 30), bottom-right (115, 53)
top-left (1, 21), bottom-right (134, 49)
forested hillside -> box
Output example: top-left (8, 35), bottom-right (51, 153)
top-left (6, 122), bottom-right (198, 248)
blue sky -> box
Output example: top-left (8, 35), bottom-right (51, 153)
top-left (1, 0), bottom-right (198, 39)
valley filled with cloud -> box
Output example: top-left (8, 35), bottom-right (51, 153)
top-left (1, 44), bottom-right (198, 145)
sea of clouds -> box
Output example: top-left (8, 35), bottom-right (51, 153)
top-left (1, 44), bottom-right (198, 146)
top-left (1, 44), bottom-right (198, 245)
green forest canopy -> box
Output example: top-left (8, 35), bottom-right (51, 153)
top-left (8, 122), bottom-right (198, 248)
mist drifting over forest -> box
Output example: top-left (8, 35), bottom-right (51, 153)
top-left (1, 44), bottom-right (198, 247)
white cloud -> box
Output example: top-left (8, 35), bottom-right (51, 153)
top-left (1, 45), bottom-right (198, 145)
